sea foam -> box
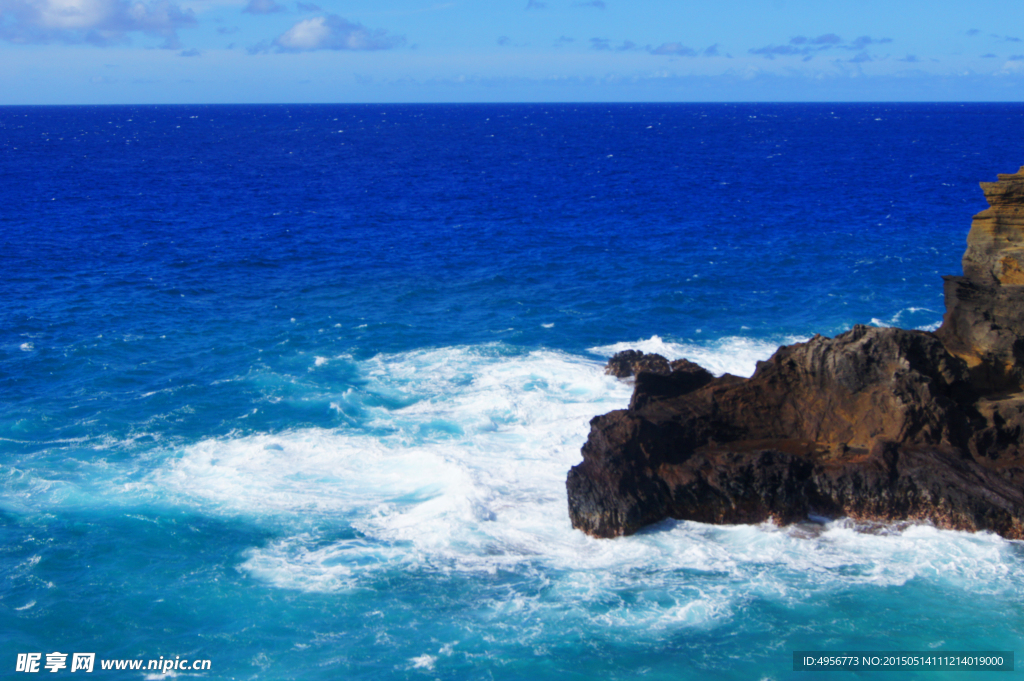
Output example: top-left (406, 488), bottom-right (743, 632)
top-left (588, 334), bottom-right (804, 377)
top-left (10, 340), bottom-right (1023, 621)
top-left (140, 343), bottom-right (1024, 628)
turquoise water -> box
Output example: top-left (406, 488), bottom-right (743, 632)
top-left (2, 103), bottom-right (1023, 679)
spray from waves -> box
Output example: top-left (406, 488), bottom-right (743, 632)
top-left (148, 345), bottom-right (643, 582)
top-left (587, 319), bottom-right (945, 377)
top-left (134, 344), bottom-right (1024, 630)
top-left (870, 306), bottom-right (944, 331)
top-left (587, 334), bottom-right (806, 377)
top-left (15, 340), bottom-right (1022, 636)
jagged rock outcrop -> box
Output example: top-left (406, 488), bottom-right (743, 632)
top-left (936, 166), bottom-right (1024, 391)
top-left (603, 349), bottom-right (707, 380)
top-left (568, 169), bottom-right (1024, 539)
top-left (960, 167), bottom-right (1024, 286)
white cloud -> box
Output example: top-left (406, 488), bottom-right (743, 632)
top-left (272, 14), bottom-right (403, 52)
top-left (0, 0), bottom-right (196, 47)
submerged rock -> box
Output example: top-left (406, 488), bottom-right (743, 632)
top-left (569, 168), bottom-right (1024, 539)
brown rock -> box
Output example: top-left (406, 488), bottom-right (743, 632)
top-left (629, 359), bottom-right (715, 410)
top-left (568, 168), bottom-right (1024, 540)
top-left (935, 276), bottom-right (1024, 391)
top-left (962, 166), bottom-right (1024, 286)
top-left (936, 168), bottom-right (1024, 391)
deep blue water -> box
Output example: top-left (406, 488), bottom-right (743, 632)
top-left (2, 103), bottom-right (1023, 679)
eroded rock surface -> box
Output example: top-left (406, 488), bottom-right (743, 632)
top-left (961, 166), bottom-right (1024, 286)
top-left (568, 169), bottom-right (1024, 539)
top-left (937, 166), bottom-right (1024, 391)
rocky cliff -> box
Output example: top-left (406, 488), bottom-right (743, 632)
top-left (567, 168), bottom-right (1024, 539)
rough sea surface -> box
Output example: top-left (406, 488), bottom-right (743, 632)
top-left (2, 103), bottom-right (1023, 679)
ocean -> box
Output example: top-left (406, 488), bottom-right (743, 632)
top-left (2, 103), bottom-right (1023, 679)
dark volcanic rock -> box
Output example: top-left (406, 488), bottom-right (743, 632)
top-left (604, 350), bottom-right (672, 378)
top-left (568, 169), bottom-right (1024, 540)
top-left (629, 359), bottom-right (715, 410)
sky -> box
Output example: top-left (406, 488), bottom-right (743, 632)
top-left (2, 0), bottom-right (1024, 103)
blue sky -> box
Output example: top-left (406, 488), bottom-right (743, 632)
top-left (2, 0), bottom-right (1024, 103)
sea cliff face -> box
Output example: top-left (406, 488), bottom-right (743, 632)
top-left (567, 168), bottom-right (1024, 539)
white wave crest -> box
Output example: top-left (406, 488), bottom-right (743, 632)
top-left (588, 334), bottom-right (805, 377)
top-left (153, 345), bottom-right (636, 572)
top-left (870, 306), bottom-right (943, 331)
